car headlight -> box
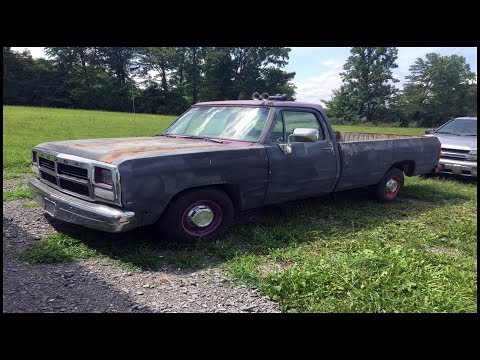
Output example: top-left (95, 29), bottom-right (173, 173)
top-left (466, 150), bottom-right (477, 161)
top-left (94, 166), bottom-right (114, 188)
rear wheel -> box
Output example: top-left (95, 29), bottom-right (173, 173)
top-left (374, 168), bottom-right (404, 202)
top-left (157, 188), bottom-right (234, 242)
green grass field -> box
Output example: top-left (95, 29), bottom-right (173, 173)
top-left (3, 105), bottom-right (477, 312)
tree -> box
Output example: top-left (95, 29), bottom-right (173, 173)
top-left (325, 47), bottom-right (399, 124)
top-left (230, 47), bottom-right (294, 100)
top-left (401, 53), bottom-right (477, 127)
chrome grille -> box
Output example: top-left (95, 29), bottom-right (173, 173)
top-left (57, 163), bottom-right (88, 178)
top-left (441, 148), bottom-right (469, 160)
top-left (34, 150), bottom-right (120, 205)
top-left (59, 178), bottom-right (89, 196)
top-left (41, 170), bottom-right (57, 185)
top-left (37, 153), bottom-right (91, 199)
top-left (39, 158), bottom-right (55, 171)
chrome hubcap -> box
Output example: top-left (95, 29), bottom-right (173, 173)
top-left (187, 205), bottom-right (214, 227)
top-left (386, 179), bottom-right (398, 193)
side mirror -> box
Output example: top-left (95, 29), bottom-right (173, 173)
top-left (425, 129), bottom-right (434, 134)
top-left (291, 128), bottom-right (319, 142)
top-left (279, 128), bottom-right (320, 155)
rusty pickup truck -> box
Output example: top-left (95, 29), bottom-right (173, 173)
top-left (29, 96), bottom-right (441, 241)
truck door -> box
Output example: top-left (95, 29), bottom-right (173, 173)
top-left (264, 108), bottom-right (338, 203)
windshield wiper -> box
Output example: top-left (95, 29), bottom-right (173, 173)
top-left (204, 138), bottom-right (230, 144)
top-left (155, 134), bottom-right (177, 138)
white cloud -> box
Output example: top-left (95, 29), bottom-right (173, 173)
top-left (293, 60), bottom-right (343, 105)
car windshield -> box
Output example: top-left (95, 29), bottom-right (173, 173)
top-left (164, 106), bottom-right (270, 142)
top-left (435, 119), bottom-right (477, 136)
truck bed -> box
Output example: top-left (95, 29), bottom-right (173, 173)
top-left (332, 132), bottom-right (440, 192)
top-left (335, 131), bottom-right (418, 142)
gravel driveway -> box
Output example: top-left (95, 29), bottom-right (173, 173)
top-left (3, 180), bottom-right (279, 313)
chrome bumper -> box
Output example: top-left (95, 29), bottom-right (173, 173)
top-left (438, 158), bottom-right (477, 178)
top-left (28, 177), bottom-right (137, 232)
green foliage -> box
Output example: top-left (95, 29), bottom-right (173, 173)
top-left (401, 53), bottom-right (477, 127)
top-left (3, 47), bottom-right (296, 115)
top-left (325, 47), bottom-right (399, 124)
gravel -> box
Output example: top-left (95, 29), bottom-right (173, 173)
top-left (3, 179), bottom-right (279, 313)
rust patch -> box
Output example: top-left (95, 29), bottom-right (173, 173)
top-left (100, 145), bottom-right (221, 163)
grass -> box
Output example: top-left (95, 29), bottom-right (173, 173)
top-left (3, 106), bottom-right (176, 176)
top-left (333, 125), bottom-right (424, 136)
top-left (3, 188), bottom-right (35, 201)
top-left (4, 105), bottom-right (476, 312)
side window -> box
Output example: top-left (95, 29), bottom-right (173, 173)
top-left (270, 115), bottom-right (285, 143)
top-left (283, 111), bottom-right (325, 141)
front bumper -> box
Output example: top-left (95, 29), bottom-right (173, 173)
top-left (437, 158), bottom-right (477, 178)
top-left (28, 177), bottom-right (137, 232)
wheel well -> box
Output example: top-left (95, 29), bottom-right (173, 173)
top-left (169, 184), bottom-right (241, 210)
top-left (391, 160), bottom-right (415, 176)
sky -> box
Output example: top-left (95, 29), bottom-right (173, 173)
top-left (12, 47), bottom-right (477, 105)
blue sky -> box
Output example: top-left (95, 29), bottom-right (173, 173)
top-left (12, 47), bottom-right (477, 105)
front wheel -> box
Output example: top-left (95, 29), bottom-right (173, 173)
top-left (373, 168), bottom-right (405, 202)
top-left (157, 188), bottom-right (234, 242)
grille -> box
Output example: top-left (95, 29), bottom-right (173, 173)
top-left (442, 148), bottom-right (469, 154)
top-left (59, 178), bottom-right (89, 196)
top-left (39, 158), bottom-right (55, 171)
top-left (441, 148), bottom-right (469, 160)
top-left (41, 171), bottom-right (57, 185)
top-left (57, 163), bottom-right (88, 178)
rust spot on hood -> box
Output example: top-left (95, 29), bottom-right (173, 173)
top-left (100, 144), bottom-right (221, 163)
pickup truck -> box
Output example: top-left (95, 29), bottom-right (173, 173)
top-left (28, 97), bottom-right (441, 241)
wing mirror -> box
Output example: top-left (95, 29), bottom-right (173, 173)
top-left (279, 128), bottom-right (319, 155)
top-left (425, 129), bottom-right (435, 134)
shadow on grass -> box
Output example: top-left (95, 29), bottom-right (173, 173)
top-left (43, 177), bottom-right (473, 272)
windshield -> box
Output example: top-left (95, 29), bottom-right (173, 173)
top-left (435, 119), bottom-right (477, 136)
top-left (164, 106), bottom-right (270, 142)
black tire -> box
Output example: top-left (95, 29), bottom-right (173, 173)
top-left (157, 188), bottom-right (234, 242)
top-left (373, 168), bottom-right (405, 202)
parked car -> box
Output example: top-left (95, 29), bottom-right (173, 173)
top-left (28, 95), bottom-right (441, 241)
top-left (425, 117), bottom-right (477, 178)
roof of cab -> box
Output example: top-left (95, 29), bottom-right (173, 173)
top-left (195, 100), bottom-right (324, 112)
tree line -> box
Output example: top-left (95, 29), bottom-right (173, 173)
top-left (3, 47), bottom-right (296, 115)
top-left (3, 47), bottom-right (477, 128)
top-left (324, 47), bottom-right (477, 127)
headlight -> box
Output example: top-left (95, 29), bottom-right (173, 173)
top-left (32, 151), bottom-right (37, 164)
top-left (94, 166), bottom-right (114, 188)
top-left (466, 150), bottom-right (477, 161)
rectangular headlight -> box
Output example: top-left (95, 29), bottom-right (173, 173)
top-left (32, 151), bottom-right (37, 164)
top-left (94, 166), bottom-right (113, 188)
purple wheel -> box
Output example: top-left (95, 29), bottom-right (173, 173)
top-left (158, 188), bottom-right (234, 242)
top-left (181, 200), bottom-right (223, 236)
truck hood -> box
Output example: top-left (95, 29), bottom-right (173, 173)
top-left (35, 136), bottom-right (255, 165)
top-left (426, 134), bottom-right (477, 151)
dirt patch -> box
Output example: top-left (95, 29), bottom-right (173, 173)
top-left (258, 259), bottom-right (292, 276)
top-left (402, 198), bottom-right (440, 207)
top-left (3, 191), bottom-right (280, 313)
top-left (426, 247), bottom-right (460, 257)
